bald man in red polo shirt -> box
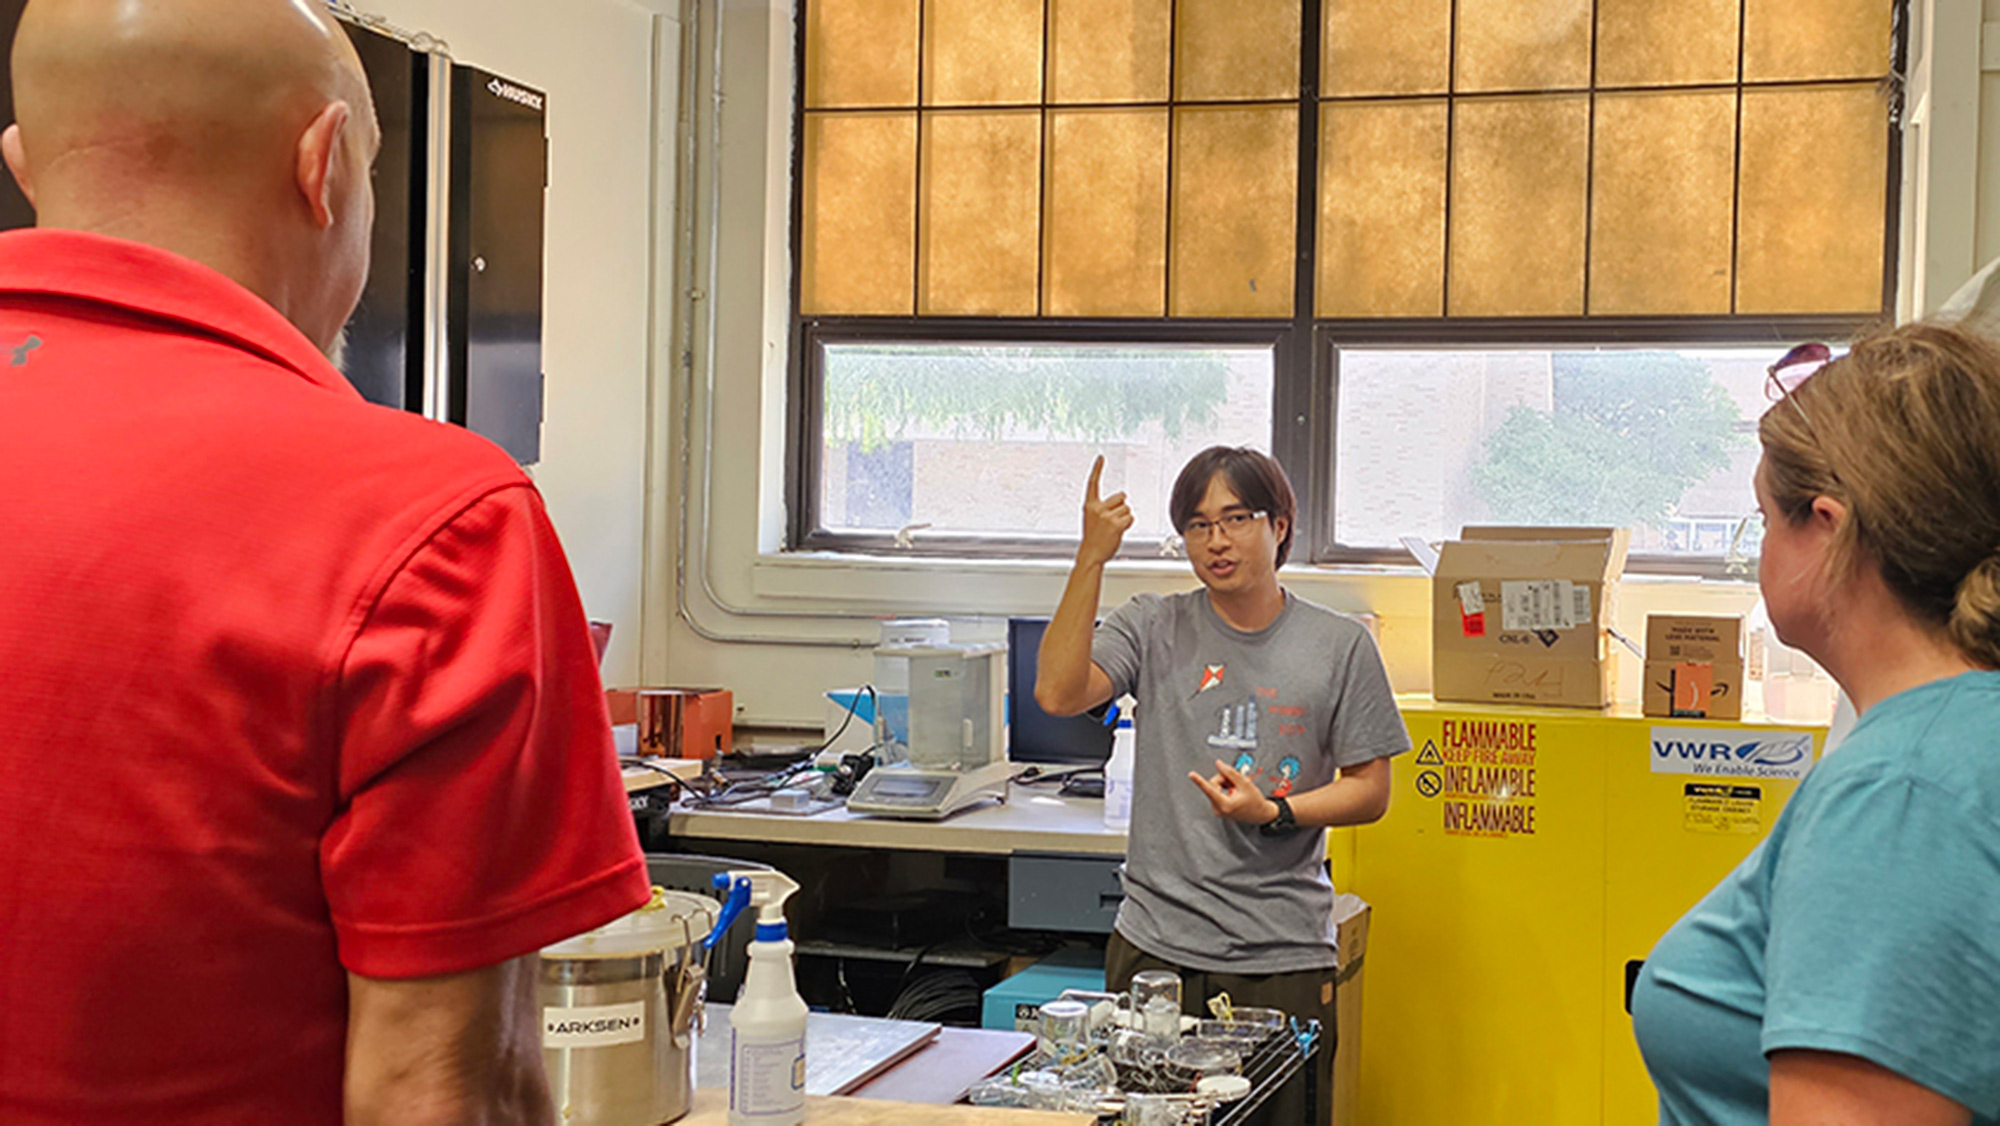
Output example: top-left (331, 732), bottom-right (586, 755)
top-left (0, 2), bottom-right (649, 1123)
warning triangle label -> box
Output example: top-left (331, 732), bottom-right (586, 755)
top-left (1415, 741), bottom-right (1443, 766)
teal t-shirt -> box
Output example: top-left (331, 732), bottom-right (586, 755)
top-left (1632, 671), bottom-right (2000, 1124)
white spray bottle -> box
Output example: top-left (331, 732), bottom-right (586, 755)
top-left (710, 871), bottom-right (808, 1125)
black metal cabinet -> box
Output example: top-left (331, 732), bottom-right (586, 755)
top-left (345, 24), bottom-right (429, 413)
top-left (447, 65), bottom-right (547, 466)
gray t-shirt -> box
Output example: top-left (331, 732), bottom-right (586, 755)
top-left (1092, 589), bottom-right (1411, 973)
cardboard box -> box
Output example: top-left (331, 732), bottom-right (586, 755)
top-left (1432, 527), bottom-right (1631, 708)
top-left (1642, 615), bottom-right (1745, 720)
top-left (1333, 894), bottom-right (1369, 1126)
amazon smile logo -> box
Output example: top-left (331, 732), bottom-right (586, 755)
top-left (6, 333), bottom-right (41, 367)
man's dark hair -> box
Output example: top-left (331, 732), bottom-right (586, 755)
top-left (1169, 446), bottom-right (1297, 567)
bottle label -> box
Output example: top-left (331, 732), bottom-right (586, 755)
top-left (543, 1001), bottom-right (646, 1048)
top-left (731, 1030), bottom-right (806, 1117)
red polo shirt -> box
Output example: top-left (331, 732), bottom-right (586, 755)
top-left (0, 230), bottom-right (650, 1124)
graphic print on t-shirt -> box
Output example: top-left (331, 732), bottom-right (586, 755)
top-left (1205, 692), bottom-right (1310, 798)
top-left (7, 333), bottom-right (43, 367)
top-left (1198, 664), bottom-right (1226, 693)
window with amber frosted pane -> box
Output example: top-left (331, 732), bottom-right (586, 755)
top-left (1318, 100), bottom-right (1447, 317)
top-left (804, 0), bottom-right (919, 109)
top-left (1315, 0), bottom-right (1896, 319)
top-left (1453, 0), bottom-right (1592, 93)
top-left (1589, 91), bottom-right (1736, 315)
top-left (918, 112), bottom-right (1042, 316)
top-left (1174, 0), bottom-right (1300, 102)
top-left (1322, 0), bottom-right (1450, 97)
top-left (1743, 0), bottom-right (1894, 82)
top-left (1048, 0), bottom-right (1170, 104)
top-left (922, 0), bottom-right (1042, 106)
top-left (800, 112), bottom-right (916, 315)
top-left (1595, 0), bottom-right (1737, 87)
top-left (1449, 96), bottom-right (1589, 316)
top-left (1736, 85), bottom-right (1890, 315)
top-left (1170, 106), bottom-right (1298, 318)
top-left (796, 0), bottom-right (1897, 321)
top-left (1044, 109), bottom-right (1169, 316)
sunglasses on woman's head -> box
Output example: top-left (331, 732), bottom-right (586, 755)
top-left (1767, 342), bottom-right (1832, 404)
top-left (1766, 341), bottom-right (1839, 483)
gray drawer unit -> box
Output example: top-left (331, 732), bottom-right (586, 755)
top-left (1009, 852), bottom-right (1126, 934)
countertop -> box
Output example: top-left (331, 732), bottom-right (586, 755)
top-left (677, 1089), bottom-right (1093, 1124)
top-left (670, 783), bottom-right (1125, 856)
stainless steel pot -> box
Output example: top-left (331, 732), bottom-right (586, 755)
top-left (541, 889), bottom-right (718, 1125)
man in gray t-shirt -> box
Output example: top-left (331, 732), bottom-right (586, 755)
top-left (1036, 446), bottom-right (1410, 1126)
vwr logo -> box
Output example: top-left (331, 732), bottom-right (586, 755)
top-left (487, 78), bottom-right (545, 111)
top-left (1649, 725), bottom-right (1814, 780)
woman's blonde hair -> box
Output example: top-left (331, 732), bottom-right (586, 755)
top-left (1760, 322), bottom-right (2000, 668)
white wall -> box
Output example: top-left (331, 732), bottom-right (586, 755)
top-left (359, 0), bottom-right (662, 686)
top-left (653, 1), bottom-right (1993, 728)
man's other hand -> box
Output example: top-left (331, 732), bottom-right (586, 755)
top-left (1190, 760), bottom-right (1280, 826)
top-left (1079, 455), bottom-right (1134, 567)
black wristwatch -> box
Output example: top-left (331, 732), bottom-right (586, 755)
top-left (1258, 796), bottom-right (1298, 837)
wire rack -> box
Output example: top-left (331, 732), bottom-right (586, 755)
top-left (1213, 1019), bottom-right (1319, 1126)
top-left (1096, 1019), bottom-right (1321, 1125)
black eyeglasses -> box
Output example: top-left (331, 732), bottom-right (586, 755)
top-left (1183, 511), bottom-right (1268, 540)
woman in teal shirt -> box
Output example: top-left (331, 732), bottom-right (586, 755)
top-left (1632, 323), bottom-right (2000, 1126)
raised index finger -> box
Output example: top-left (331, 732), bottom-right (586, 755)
top-left (1086, 455), bottom-right (1105, 503)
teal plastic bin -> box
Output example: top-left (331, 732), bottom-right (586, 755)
top-left (979, 947), bottom-right (1106, 1031)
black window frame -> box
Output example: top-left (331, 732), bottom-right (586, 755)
top-left (784, 0), bottom-right (1909, 572)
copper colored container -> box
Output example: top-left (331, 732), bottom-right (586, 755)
top-left (635, 688), bottom-right (733, 760)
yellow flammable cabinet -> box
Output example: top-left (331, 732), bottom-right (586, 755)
top-left (1345, 696), bottom-right (1824, 1126)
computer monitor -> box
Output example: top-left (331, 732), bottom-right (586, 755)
top-left (1007, 618), bottom-right (1114, 765)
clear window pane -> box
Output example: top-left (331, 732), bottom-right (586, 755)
top-left (1333, 346), bottom-right (1784, 562)
top-left (821, 343), bottom-right (1275, 541)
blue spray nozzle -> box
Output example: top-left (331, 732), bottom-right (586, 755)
top-left (1103, 702), bottom-right (1121, 728)
top-left (704, 874), bottom-right (753, 950)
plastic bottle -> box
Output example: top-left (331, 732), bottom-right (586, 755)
top-left (1104, 712), bottom-right (1135, 832)
top-left (709, 871), bottom-right (808, 1126)
top-left (1744, 598), bottom-right (1837, 725)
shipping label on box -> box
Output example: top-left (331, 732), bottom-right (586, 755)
top-left (1432, 527), bottom-right (1630, 709)
top-left (1642, 615), bottom-right (1744, 719)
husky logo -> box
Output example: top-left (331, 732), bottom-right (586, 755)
top-left (1649, 726), bottom-right (1814, 779)
top-left (487, 78), bottom-right (545, 111)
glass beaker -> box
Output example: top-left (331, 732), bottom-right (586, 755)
top-left (1131, 970), bottom-right (1182, 1044)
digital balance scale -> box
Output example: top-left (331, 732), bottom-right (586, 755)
top-left (845, 642), bottom-right (1014, 820)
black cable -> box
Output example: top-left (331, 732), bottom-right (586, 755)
top-left (811, 684), bottom-right (876, 755)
